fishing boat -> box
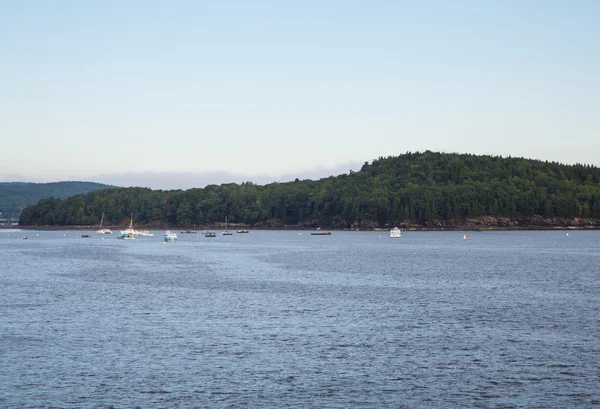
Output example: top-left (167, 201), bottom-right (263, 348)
top-left (390, 227), bottom-right (402, 238)
top-left (164, 231), bottom-right (178, 242)
top-left (96, 213), bottom-right (112, 234)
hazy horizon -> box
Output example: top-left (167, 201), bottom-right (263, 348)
top-left (0, 161), bottom-right (362, 189)
top-left (2, 149), bottom-right (599, 190)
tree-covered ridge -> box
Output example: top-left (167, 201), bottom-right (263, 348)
top-left (0, 181), bottom-right (115, 218)
top-left (19, 152), bottom-right (600, 227)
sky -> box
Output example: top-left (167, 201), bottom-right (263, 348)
top-left (1, 0), bottom-right (599, 189)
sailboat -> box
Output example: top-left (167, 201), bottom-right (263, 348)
top-left (118, 213), bottom-right (136, 239)
top-left (96, 213), bottom-right (112, 234)
top-left (221, 216), bottom-right (233, 235)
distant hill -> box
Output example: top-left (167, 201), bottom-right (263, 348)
top-left (18, 152), bottom-right (600, 228)
top-left (0, 181), bottom-right (115, 218)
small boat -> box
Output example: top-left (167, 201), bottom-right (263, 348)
top-left (96, 212), bottom-right (112, 234)
top-left (22, 236), bottom-right (27, 240)
top-left (138, 230), bottom-right (154, 237)
top-left (463, 234), bottom-right (467, 241)
top-left (81, 234), bottom-right (90, 238)
top-left (117, 232), bottom-right (135, 240)
top-left (164, 231), bottom-right (178, 242)
top-left (120, 213), bottom-right (136, 237)
top-left (237, 229), bottom-right (249, 233)
top-left (204, 231), bottom-right (216, 238)
top-left (311, 231), bottom-right (332, 236)
top-left (390, 227), bottom-right (402, 238)
top-left (222, 216), bottom-right (233, 235)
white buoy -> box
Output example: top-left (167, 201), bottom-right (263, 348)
top-left (566, 233), bottom-right (569, 236)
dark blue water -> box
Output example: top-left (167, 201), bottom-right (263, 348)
top-left (1, 229), bottom-right (599, 408)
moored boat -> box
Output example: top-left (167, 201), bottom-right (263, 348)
top-left (96, 213), bottom-right (112, 234)
top-left (164, 231), bottom-right (178, 242)
top-left (221, 216), bottom-right (233, 235)
top-left (120, 214), bottom-right (136, 237)
top-left (390, 227), bottom-right (402, 238)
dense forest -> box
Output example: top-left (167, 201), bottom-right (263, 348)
top-left (19, 152), bottom-right (600, 228)
top-left (0, 181), bottom-right (114, 218)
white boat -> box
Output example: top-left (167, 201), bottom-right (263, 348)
top-left (222, 216), bottom-right (233, 235)
top-left (390, 227), bottom-right (402, 238)
top-left (96, 213), bottom-right (112, 234)
top-left (164, 231), bottom-right (177, 242)
top-left (138, 230), bottom-right (154, 237)
top-left (120, 213), bottom-right (136, 237)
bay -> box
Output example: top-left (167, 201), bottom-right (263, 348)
top-left (1, 230), bottom-right (599, 408)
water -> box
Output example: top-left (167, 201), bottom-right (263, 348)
top-left (1, 229), bottom-right (599, 408)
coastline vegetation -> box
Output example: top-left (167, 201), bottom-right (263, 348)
top-left (0, 181), bottom-right (113, 218)
top-left (18, 152), bottom-right (600, 228)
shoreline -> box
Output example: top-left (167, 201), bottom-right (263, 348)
top-left (4, 225), bottom-right (599, 232)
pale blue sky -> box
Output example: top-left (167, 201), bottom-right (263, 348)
top-left (1, 1), bottom-right (598, 189)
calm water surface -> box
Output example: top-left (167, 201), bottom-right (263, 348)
top-left (1, 229), bottom-right (599, 408)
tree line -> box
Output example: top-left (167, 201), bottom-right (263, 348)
top-left (19, 151), bottom-right (600, 228)
top-left (0, 181), bottom-right (113, 218)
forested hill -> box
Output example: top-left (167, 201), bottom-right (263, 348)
top-left (19, 152), bottom-right (600, 228)
top-left (0, 182), bottom-right (114, 218)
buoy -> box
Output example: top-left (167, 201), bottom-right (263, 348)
top-left (566, 233), bottom-right (569, 236)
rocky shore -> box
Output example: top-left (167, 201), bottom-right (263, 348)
top-left (10, 215), bottom-right (600, 231)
